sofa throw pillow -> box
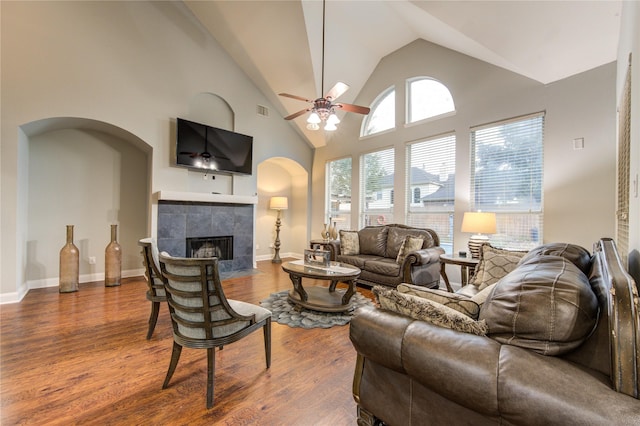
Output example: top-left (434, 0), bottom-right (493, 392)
top-left (373, 286), bottom-right (488, 336)
top-left (470, 245), bottom-right (527, 290)
top-left (479, 255), bottom-right (598, 356)
top-left (396, 236), bottom-right (424, 264)
top-left (397, 283), bottom-right (481, 319)
top-left (339, 230), bottom-right (360, 256)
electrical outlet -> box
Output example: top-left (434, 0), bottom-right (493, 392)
top-left (269, 243), bottom-right (274, 248)
top-left (88, 256), bottom-right (96, 265)
top-left (256, 244), bottom-right (260, 250)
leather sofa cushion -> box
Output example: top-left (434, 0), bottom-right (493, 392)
top-left (386, 227), bottom-right (434, 259)
top-left (480, 255), bottom-right (599, 355)
top-left (518, 242), bottom-right (592, 275)
top-left (365, 258), bottom-right (401, 277)
top-left (358, 226), bottom-right (388, 257)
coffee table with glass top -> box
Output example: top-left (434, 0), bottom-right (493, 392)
top-left (281, 260), bottom-right (361, 313)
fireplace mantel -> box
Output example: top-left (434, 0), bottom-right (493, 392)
top-left (154, 191), bottom-right (258, 205)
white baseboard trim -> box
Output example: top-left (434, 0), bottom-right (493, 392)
top-left (0, 268), bottom-right (145, 304)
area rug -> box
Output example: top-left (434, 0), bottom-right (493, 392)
top-left (260, 290), bottom-right (374, 329)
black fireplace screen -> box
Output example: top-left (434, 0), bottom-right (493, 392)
top-left (186, 236), bottom-right (233, 260)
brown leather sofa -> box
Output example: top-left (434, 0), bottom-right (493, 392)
top-left (325, 224), bottom-right (444, 289)
top-left (350, 239), bottom-right (640, 425)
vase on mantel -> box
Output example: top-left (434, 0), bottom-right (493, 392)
top-left (105, 224), bottom-right (122, 287)
top-left (59, 225), bottom-right (79, 293)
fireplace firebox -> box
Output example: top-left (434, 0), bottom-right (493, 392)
top-left (186, 236), bottom-right (233, 260)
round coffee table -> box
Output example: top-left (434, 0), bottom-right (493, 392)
top-left (281, 261), bottom-right (361, 313)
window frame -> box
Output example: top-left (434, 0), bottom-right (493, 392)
top-left (469, 112), bottom-right (545, 251)
top-left (406, 77), bottom-right (456, 125)
top-left (360, 86), bottom-right (396, 138)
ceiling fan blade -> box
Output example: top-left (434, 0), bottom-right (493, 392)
top-left (279, 93), bottom-right (313, 103)
top-left (335, 103), bottom-right (371, 115)
top-left (284, 108), bottom-right (312, 120)
top-left (325, 82), bottom-right (349, 101)
top-left (179, 151), bottom-right (199, 158)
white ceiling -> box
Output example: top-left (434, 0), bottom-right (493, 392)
top-left (184, 0), bottom-right (622, 148)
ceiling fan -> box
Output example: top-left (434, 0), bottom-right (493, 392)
top-left (279, 0), bottom-right (370, 131)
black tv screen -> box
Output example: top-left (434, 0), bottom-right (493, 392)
top-left (175, 118), bottom-right (253, 175)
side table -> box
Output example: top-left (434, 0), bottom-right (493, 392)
top-left (439, 254), bottom-right (479, 292)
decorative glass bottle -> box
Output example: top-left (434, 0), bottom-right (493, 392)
top-left (105, 224), bottom-right (122, 287)
top-left (321, 223), bottom-right (330, 241)
top-left (329, 221), bottom-right (338, 240)
top-left (59, 225), bottom-right (79, 293)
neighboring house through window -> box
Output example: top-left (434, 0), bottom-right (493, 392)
top-left (406, 133), bottom-right (456, 253)
top-left (361, 148), bottom-right (395, 226)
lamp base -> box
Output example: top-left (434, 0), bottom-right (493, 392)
top-left (468, 234), bottom-right (490, 259)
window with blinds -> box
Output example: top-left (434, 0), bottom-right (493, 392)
top-left (470, 112), bottom-right (544, 250)
top-left (361, 148), bottom-right (395, 227)
top-left (406, 133), bottom-right (456, 253)
top-left (326, 157), bottom-right (353, 232)
top-left (616, 55), bottom-right (631, 266)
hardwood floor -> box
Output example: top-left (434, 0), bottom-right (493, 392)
top-left (0, 259), bottom-right (374, 425)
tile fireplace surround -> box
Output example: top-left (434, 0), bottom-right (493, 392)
top-left (156, 192), bottom-right (256, 273)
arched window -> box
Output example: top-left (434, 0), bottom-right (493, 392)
top-left (407, 77), bottom-right (455, 124)
top-left (360, 86), bottom-right (395, 137)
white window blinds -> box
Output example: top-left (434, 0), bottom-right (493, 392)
top-left (326, 157), bottom-right (353, 232)
top-left (406, 133), bottom-right (456, 253)
top-left (361, 148), bottom-right (395, 227)
top-left (470, 112), bottom-right (544, 250)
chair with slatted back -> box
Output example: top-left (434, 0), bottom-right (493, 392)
top-left (138, 238), bottom-right (167, 339)
top-left (158, 252), bottom-right (272, 409)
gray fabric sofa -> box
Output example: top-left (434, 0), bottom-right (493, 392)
top-left (350, 239), bottom-right (640, 425)
top-left (325, 224), bottom-right (444, 289)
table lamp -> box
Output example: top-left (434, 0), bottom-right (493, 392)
top-left (461, 212), bottom-right (496, 259)
top-left (269, 196), bottom-right (288, 263)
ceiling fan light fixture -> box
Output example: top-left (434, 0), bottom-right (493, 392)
top-left (307, 111), bottom-right (321, 124)
top-left (306, 122), bottom-right (320, 131)
top-left (324, 122), bottom-right (337, 131)
top-left (327, 111), bottom-right (340, 125)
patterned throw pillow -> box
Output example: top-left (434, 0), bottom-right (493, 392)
top-left (396, 236), bottom-right (424, 264)
top-left (471, 245), bottom-right (527, 290)
top-left (339, 230), bottom-right (360, 256)
top-left (373, 286), bottom-right (488, 336)
top-left (397, 283), bottom-right (480, 319)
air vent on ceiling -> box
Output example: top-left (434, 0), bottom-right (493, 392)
top-left (256, 105), bottom-right (269, 117)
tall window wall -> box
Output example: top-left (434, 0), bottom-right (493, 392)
top-left (360, 148), bottom-right (395, 227)
top-left (470, 112), bottom-right (545, 250)
top-left (326, 157), bottom-right (352, 232)
top-left (406, 133), bottom-right (456, 253)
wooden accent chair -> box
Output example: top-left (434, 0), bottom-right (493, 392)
top-left (138, 238), bottom-right (166, 339)
top-left (158, 253), bottom-right (272, 409)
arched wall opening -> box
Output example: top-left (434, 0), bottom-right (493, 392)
top-left (22, 117), bottom-right (152, 289)
top-left (256, 157), bottom-right (309, 261)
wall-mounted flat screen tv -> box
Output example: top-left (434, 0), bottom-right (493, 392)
top-left (175, 118), bottom-right (253, 175)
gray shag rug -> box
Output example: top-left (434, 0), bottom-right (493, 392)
top-left (260, 290), bottom-right (373, 329)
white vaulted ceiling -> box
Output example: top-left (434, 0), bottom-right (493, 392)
top-left (185, 0), bottom-right (622, 148)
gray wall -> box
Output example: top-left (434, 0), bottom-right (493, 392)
top-left (1, 1), bottom-right (312, 300)
top-left (312, 39), bottom-right (617, 256)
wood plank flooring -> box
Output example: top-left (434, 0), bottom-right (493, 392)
top-left (0, 259), bottom-right (374, 425)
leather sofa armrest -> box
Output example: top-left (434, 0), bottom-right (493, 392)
top-left (325, 240), bottom-right (341, 260)
top-left (349, 306), bottom-right (412, 374)
top-left (402, 246), bottom-right (444, 266)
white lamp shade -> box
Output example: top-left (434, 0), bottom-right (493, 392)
top-left (269, 196), bottom-right (289, 210)
top-left (461, 212), bottom-right (496, 234)
top-left (307, 111), bottom-right (321, 124)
